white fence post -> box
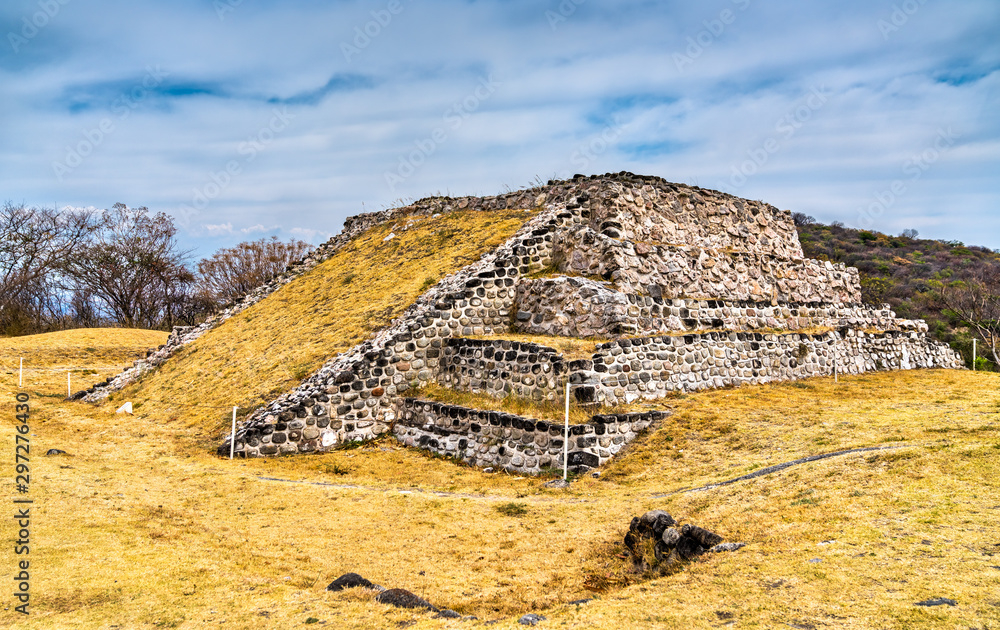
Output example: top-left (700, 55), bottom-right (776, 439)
top-left (67, 371), bottom-right (71, 398)
top-left (973, 339), bottom-right (977, 371)
top-left (19, 358), bottom-right (23, 388)
top-left (230, 406), bottom-right (238, 460)
top-left (563, 382), bottom-right (570, 481)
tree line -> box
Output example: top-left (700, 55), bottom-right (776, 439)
top-left (1, 202), bottom-right (312, 336)
top-left (794, 213), bottom-right (1000, 370)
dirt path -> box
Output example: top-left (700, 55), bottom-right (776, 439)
top-left (256, 443), bottom-right (912, 501)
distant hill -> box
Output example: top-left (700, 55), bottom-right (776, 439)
top-left (793, 214), bottom-right (1000, 368)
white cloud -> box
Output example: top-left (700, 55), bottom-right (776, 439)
top-left (1, 0), bottom-right (997, 256)
top-left (202, 222), bottom-right (234, 235)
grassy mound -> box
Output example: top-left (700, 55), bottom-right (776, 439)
top-left (2, 328), bottom-right (168, 394)
top-left (108, 208), bottom-right (534, 436)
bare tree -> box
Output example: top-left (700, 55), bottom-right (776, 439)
top-left (64, 203), bottom-right (192, 329)
top-left (935, 266), bottom-right (1000, 365)
top-left (0, 203), bottom-right (97, 334)
top-left (791, 212), bottom-right (816, 227)
top-left (197, 236), bottom-right (313, 305)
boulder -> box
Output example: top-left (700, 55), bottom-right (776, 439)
top-left (326, 573), bottom-right (382, 592)
top-left (375, 588), bottom-right (438, 611)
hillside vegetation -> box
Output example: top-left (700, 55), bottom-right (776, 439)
top-left (104, 207), bottom-right (534, 435)
top-left (2, 330), bottom-right (998, 628)
top-left (796, 219), bottom-right (1000, 367)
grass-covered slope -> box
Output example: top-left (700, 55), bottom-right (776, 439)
top-left (2, 328), bottom-right (167, 370)
top-left (3, 329), bottom-right (997, 628)
top-left (104, 208), bottom-right (534, 435)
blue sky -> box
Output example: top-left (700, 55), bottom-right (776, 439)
top-left (1, 0), bottom-right (998, 258)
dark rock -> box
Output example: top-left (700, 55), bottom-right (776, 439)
top-left (518, 613), bottom-right (546, 626)
top-left (660, 527), bottom-right (681, 548)
top-left (623, 531), bottom-right (640, 554)
top-left (914, 598), bottom-right (957, 607)
top-left (653, 540), bottom-right (671, 563)
top-left (566, 451), bottom-right (599, 469)
top-left (684, 524), bottom-right (723, 548)
top-left (639, 510), bottom-right (675, 537)
top-left (375, 588), bottom-right (438, 611)
top-left (675, 535), bottom-right (704, 561)
top-left (435, 609), bottom-right (461, 619)
top-left (326, 572), bottom-right (379, 592)
top-left (567, 598), bottom-right (592, 605)
top-left (45, 449), bottom-right (68, 456)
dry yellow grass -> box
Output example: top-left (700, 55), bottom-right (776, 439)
top-left (411, 382), bottom-right (659, 425)
top-left (110, 208), bottom-right (534, 437)
top-left (2, 326), bottom-right (998, 629)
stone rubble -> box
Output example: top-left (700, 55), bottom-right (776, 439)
top-left (623, 509), bottom-right (742, 574)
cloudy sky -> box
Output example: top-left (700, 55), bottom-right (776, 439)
top-left (1, 0), bottom-right (997, 258)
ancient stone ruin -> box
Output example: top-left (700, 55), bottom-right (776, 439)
top-left (82, 172), bottom-right (963, 474)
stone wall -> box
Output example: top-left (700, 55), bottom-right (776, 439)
top-left (571, 329), bottom-right (965, 405)
top-left (392, 398), bottom-right (668, 474)
top-left (513, 276), bottom-right (924, 339)
top-left (582, 178), bottom-right (804, 259)
top-left (438, 338), bottom-right (566, 401)
top-left (555, 224), bottom-right (861, 303)
top-left (222, 204), bottom-right (573, 458)
top-left (203, 171), bottom-right (963, 465)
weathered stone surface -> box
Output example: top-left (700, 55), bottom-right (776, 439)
top-left (375, 588), bottom-right (438, 611)
top-left (326, 573), bottom-right (381, 592)
top-left (639, 510), bottom-right (676, 537)
top-left (708, 542), bottom-right (746, 553)
top-left (683, 524), bottom-right (723, 549)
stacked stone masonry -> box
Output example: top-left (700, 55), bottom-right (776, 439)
top-left (438, 338), bottom-right (566, 402)
top-left (582, 181), bottom-right (804, 259)
top-left (554, 224), bottom-right (861, 303)
top-left (122, 170), bottom-right (961, 467)
top-left (571, 329), bottom-right (964, 405)
top-left (514, 276), bottom-right (926, 339)
top-left (392, 398), bottom-right (668, 474)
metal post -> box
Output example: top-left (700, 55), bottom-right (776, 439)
top-left (67, 371), bottom-right (71, 398)
top-left (834, 354), bottom-right (838, 383)
top-left (973, 339), bottom-right (977, 371)
top-left (563, 382), bottom-right (570, 481)
top-left (19, 358), bottom-right (23, 388)
top-left (230, 406), bottom-right (238, 460)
